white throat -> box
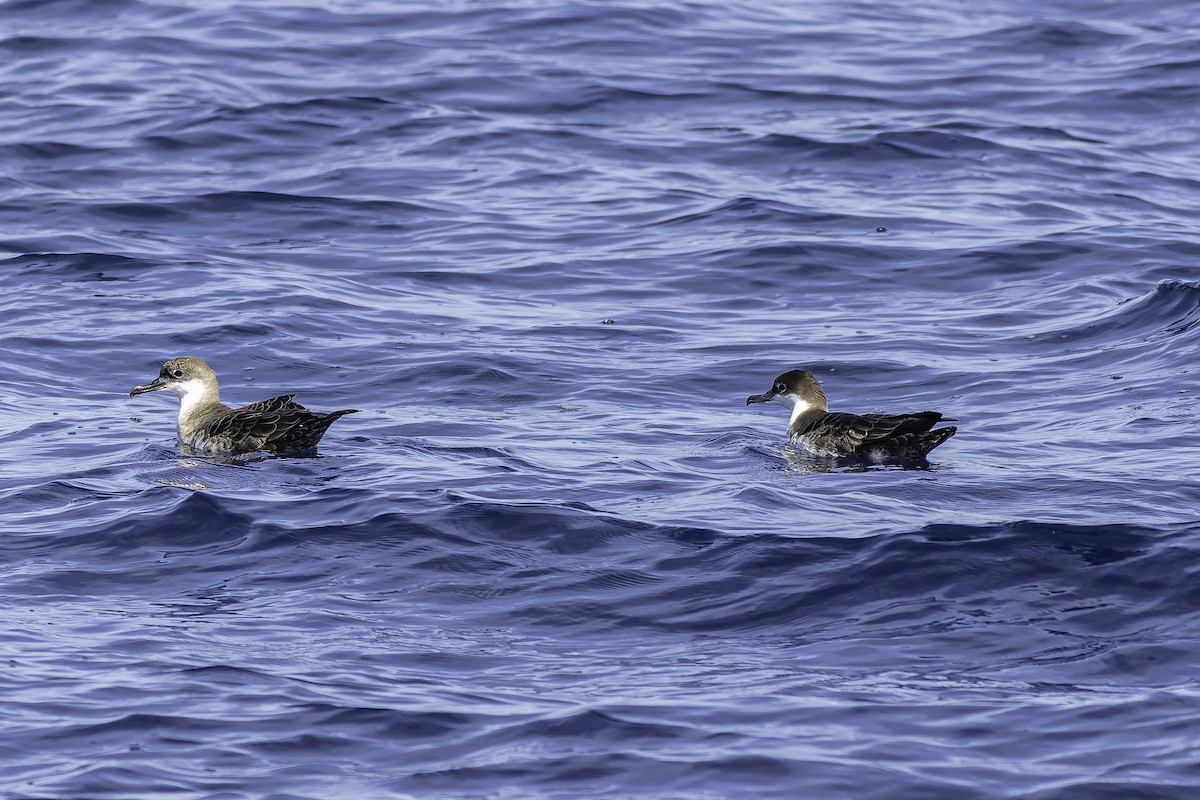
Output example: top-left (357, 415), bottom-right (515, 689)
top-left (168, 378), bottom-right (217, 420)
top-left (774, 394), bottom-right (816, 425)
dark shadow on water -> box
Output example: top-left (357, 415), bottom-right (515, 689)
top-left (777, 446), bottom-right (940, 474)
top-left (177, 443), bottom-right (332, 464)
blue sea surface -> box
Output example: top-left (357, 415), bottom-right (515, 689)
top-left (2, 0), bottom-right (1200, 797)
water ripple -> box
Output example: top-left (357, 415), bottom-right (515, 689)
top-left (2, 0), bottom-right (1199, 796)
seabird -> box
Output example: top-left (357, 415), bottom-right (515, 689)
top-left (746, 369), bottom-right (956, 460)
top-left (129, 356), bottom-right (358, 455)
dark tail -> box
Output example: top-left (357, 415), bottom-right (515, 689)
top-left (916, 425), bottom-right (956, 456)
top-left (304, 409), bottom-right (359, 448)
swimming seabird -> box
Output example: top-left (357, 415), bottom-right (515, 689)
top-left (746, 369), bottom-right (956, 460)
top-left (129, 356), bottom-right (358, 455)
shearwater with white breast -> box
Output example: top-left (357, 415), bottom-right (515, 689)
top-left (746, 369), bottom-right (957, 461)
top-left (129, 356), bottom-right (358, 455)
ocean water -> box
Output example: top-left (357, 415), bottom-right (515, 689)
top-left (2, 0), bottom-right (1200, 797)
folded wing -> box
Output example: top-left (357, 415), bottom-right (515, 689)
top-left (795, 410), bottom-right (955, 458)
top-left (238, 395), bottom-right (307, 413)
top-left (204, 405), bottom-right (358, 453)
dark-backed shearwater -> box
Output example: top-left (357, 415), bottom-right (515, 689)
top-left (746, 369), bottom-right (956, 460)
top-left (129, 356), bottom-right (358, 455)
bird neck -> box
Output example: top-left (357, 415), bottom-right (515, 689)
top-left (775, 391), bottom-right (828, 425)
top-left (788, 407), bottom-right (828, 438)
top-left (172, 378), bottom-right (226, 441)
top-left (789, 397), bottom-right (817, 425)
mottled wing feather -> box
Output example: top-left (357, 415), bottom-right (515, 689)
top-left (237, 395), bottom-right (307, 413)
top-left (801, 412), bottom-right (883, 452)
top-left (859, 411), bottom-right (946, 437)
top-left (203, 408), bottom-right (288, 451)
top-left (795, 411), bottom-right (955, 458)
top-left (259, 409), bottom-right (347, 451)
top-left (202, 407), bottom-right (359, 453)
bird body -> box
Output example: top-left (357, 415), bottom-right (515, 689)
top-left (747, 369), bottom-right (956, 461)
top-left (130, 356), bottom-right (357, 455)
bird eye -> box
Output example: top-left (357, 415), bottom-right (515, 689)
top-left (172, 369), bottom-right (183, 378)
top-left (775, 383), bottom-right (786, 393)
